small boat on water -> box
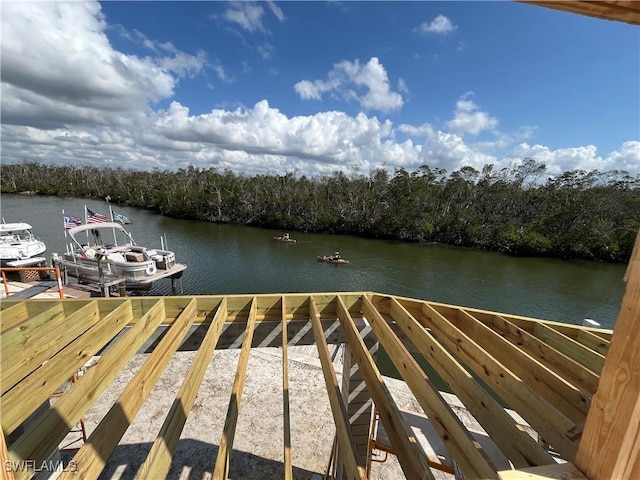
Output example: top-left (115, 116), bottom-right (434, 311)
top-left (59, 222), bottom-right (187, 290)
top-left (317, 254), bottom-right (349, 264)
top-left (274, 235), bottom-right (297, 243)
top-left (0, 222), bottom-right (47, 267)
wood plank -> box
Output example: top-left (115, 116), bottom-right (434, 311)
top-left (387, 298), bottom-right (554, 469)
top-left (309, 298), bottom-right (367, 480)
top-left (1, 302), bottom-right (64, 356)
top-left (341, 297), bottom-right (434, 480)
top-left (136, 298), bottom-right (228, 480)
top-left (362, 296), bottom-right (496, 479)
top-left (1, 429), bottom-right (15, 480)
top-left (7, 299), bottom-right (166, 480)
top-left (576, 230), bottom-right (640, 479)
top-left (61, 298), bottom-right (198, 480)
top-left (532, 323), bottom-right (605, 374)
top-left (1, 302), bottom-right (97, 395)
top-left (491, 314), bottom-right (600, 395)
top-left (0, 302), bottom-right (28, 332)
top-left (414, 295), bottom-right (613, 342)
top-left (212, 297), bottom-right (258, 480)
top-left (281, 296), bottom-right (293, 480)
top-left (498, 461), bottom-right (587, 480)
top-left (417, 301), bottom-right (579, 461)
top-left (1, 301), bottom-right (132, 435)
top-left (575, 328), bottom-right (610, 356)
top-left (445, 307), bottom-right (591, 424)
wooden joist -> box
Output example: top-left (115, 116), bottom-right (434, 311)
top-left (450, 307), bottom-right (591, 424)
top-left (532, 323), bottom-right (605, 374)
top-left (212, 297), bottom-right (258, 480)
top-left (362, 296), bottom-right (496, 479)
top-left (490, 314), bottom-right (601, 395)
top-left (343, 297), bottom-right (434, 480)
top-left (61, 298), bottom-right (198, 479)
top-left (1, 303), bottom-right (67, 394)
top-left (2, 301), bottom-right (132, 435)
top-left (7, 299), bottom-right (166, 480)
top-left (137, 298), bottom-right (228, 479)
top-left (417, 301), bottom-right (580, 461)
top-left (0, 302), bottom-right (29, 332)
top-left (281, 296), bottom-right (293, 480)
top-left (310, 297), bottom-right (367, 480)
top-left (0, 289), bottom-right (623, 480)
top-left (386, 297), bottom-right (555, 469)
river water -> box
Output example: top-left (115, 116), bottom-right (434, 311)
top-left (0, 194), bottom-right (626, 329)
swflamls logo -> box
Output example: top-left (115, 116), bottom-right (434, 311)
top-left (4, 460), bottom-right (78, 472)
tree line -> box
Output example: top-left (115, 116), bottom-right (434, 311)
top-left (2, 160), bottom-right (638, 262)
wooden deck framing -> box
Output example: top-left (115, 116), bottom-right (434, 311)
top-left (0, 286), bottom-right (625, 479)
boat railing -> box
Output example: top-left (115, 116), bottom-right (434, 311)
top-left (0, 265), bottom-right (65, 299)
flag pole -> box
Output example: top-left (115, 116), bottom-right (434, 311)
top-left (84, 205), bottom-right (90, 242)
top-left (109, 205), bottom-right (118, 246)
top-left (62, 209), bottom-right (67, 255)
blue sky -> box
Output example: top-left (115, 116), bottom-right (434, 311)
top-left (1, 1), bottom-right (638, 178)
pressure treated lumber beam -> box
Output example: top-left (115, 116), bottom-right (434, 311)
top-left (532, 323), bottom-right (605, 374)
top-left (2, 301), bottom-right (132, 435)
top-left (576, 231), bottom-right (640, 479)
top-left (62, 298), bottom-right (198, 480)
top-left (309, 297), bottom-right (367, 480)
top-left (574, 328), bottom-right (610, 356)
top-left (432, 304), bottom-right (590, 423)
top-left (450, 307), bottom-right (591, 424)
top-left (1, 303), bottom-right (66, 394)
top-left (212, 297), bottom-right (258, 480)
top-left (518, 1), bottom-right (640, 26)
top-left (0, 302), bottom-right (28, 332)
top-left (490, 314), bottom-right (600, 395)
top-left (7, 299), bottom-right (165, 480)
top-left (136, 298), bottom-right (228, 480)
top-left (498, 462), bottom-right (588, 480)
top-left (281, 296), bottom-right (293, 480)
top-left (0, 429), bottom-right (14, 480)
top-left (416, 301), bottom-right (579, 461)
top-left (343, 297), bottom-right (435, 480)
top-left (386, 297), bottom-right (555, 469)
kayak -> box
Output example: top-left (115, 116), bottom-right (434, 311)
top-left (274, 236), bottom-right (297, 243)
top-left (317, 255), bottom-right (349, 264)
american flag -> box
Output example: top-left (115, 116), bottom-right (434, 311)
top-left (87, 208), bottom-right (109, 224)
top-left (63, 215), bottom-right (82, 230)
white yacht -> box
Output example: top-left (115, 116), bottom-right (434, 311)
top-left (0, 222), bottom-right (47, 267)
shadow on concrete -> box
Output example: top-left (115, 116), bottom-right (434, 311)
top-left (61, 439), bottom-right (321, 480)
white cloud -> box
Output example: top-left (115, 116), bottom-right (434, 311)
top-left (1, 1), bottom-right (636, 182)
top-left (223, 2), bottom-right (268, 33)
top-left (267, 1), bottom-right (286, 22)
top-left (506, 142), bottom-right (640, 176)
top-left (257, 42), bottom-right (275, 60)
top-left (415, 15), bottom-right (457, 35)
top-left (1, 1), bottom-right (204, 130)
top-left (398, 123), bottom-right (434, 138)
top-left (446, 95), bottom-right (498, 136)
top-left (222, 1), bottom-right (285, 33)
top-left (421, 131), bottom-right (497, 171)
top-left (294, 57), bottom-right (404, 113)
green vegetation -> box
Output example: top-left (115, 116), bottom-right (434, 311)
top-left (2, 160), bottom-right (638, 262)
